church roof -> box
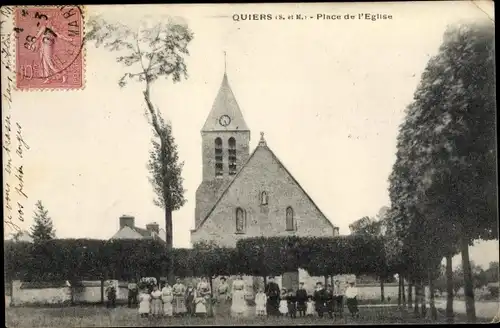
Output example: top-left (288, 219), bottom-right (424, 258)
top-left (201, 73), bottom-right (250, 132)
top-left (193, 133), bottom-right (336, 232)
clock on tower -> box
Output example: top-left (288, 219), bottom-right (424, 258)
top-left (219, 115), bottom-right (231, 127)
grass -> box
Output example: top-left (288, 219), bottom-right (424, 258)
top-left (5, 305), bottom-right (492, 327)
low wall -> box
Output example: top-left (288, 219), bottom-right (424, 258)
top-left (8, 276), bottom-right (431, 306)
top-left (11, 280), bottom-right (71, 306)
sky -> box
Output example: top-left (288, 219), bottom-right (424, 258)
top-left (2, 2), bottom-right (497, 269)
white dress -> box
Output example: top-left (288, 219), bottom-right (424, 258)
top-left (279, 298), bottom-right (288, 315)
top-left (161, 287), bottom-right (173, 316)
top-left (255, 292), bottom-right (266, 314)
top-left (230, 279), bottom-right (248, 316)
top-left (138, 293), bottom-right (151, 314)
top-left (306, 300), bottom-right (315, 315)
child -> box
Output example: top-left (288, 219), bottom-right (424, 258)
top-left (138, 288), bottom-right (151, 318)
top-left (279, 288), bottom-right (288, 316)
top-left (286, 290), bottom-right (297, 319)
top-left (306, 295), bottom-right (315, 317)
top-left (255, 288), bottom-right (267, 316)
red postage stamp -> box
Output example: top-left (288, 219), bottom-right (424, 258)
top-left (15, 6), bottom-right (84, 90)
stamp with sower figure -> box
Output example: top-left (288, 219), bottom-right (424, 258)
top-left (14, 6), bottom-right (84, 90)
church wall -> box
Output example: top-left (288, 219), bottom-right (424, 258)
top-left (191, 146), bottom-right (334, 247)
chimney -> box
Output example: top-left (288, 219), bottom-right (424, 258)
top-left (119, 215), bottom-right (135, 229)
top-left (146, 222), bottom-right (160, 235)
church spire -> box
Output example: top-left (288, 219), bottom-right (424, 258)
top-left (201, 54), bottom-right (250, 132)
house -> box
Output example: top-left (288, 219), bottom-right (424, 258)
top-left (110, 215), bottom-right (166, 242)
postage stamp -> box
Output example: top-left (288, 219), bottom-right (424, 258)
top-left (14, 6), bottom-right (84, 90)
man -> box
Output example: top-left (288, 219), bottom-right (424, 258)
top-left (106, 282), bottom-right (116, 308)
top-left (295, 282), bottom-right (308, 317)
top-left (333, 280), bottom-right (345, 319)
top-left (326, 284), bottom-right (335, 319)
top-left (313, 282), bottom-right (328, 317)
top-left (127, 280), bottom-right (138, 308)
top-left (265, 276), bottom-right (280, 316)
top-left (345, 281), bottom-right (359, 318)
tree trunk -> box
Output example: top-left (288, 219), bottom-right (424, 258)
top-left (460, 235), bottom-right (476, 323)
top-left (402, 276), bottom-right (406, 307)
top-left (428, 269), bottom-right (437, 320)
top-left (420, 280), bottom-right (427, 317)
top-left (263, 275), bottom-right (267, 287)
top-left (165, 209), bottom-right (175, 286)
top-left (413, 281), bottom-right (419, 316)
top-left (380, 279), bottom-right (385, 302)
top-left (408, 280), bottom-right (413, 309)
top-left (398, 275), bottom-right (402, 306)
top-left (324, 276), bottom-right (328, 286)
top-left (209, 276), bottom-right (214, 297)
top-left (100, 279), bottom-right (104, 304)
top-left (445, 253), bottom-right (454, 323)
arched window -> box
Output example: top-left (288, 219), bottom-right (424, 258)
top-left (286, 207), bottom-right (295, 231)
top-left (260, 191), bottom-right (268, 205)
top-left (228, 137), bottom-right (237, 175)
top-left (215, 138), bottom-right (223, 177)
top-left (235, 207), bottom-right (246, 233)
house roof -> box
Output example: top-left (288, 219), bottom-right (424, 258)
top-left (201, 73), bottom-right (250, 132)
top-left (192, 133), bottom-right (336, 232)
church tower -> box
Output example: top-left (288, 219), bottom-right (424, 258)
top-left (194, 60), bottom-right (251, 228)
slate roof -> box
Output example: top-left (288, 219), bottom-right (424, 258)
top-left (201, 73), bottom-right (250, 132)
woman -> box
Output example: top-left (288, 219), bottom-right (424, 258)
top-left (161, 282), bottom-right (174, 317)
top-left (185, 283), bottom-right (196, 316)
top-left (196, 277), bottom-right (212, 317)
top-left (33, 20), bottom-right (74, 83)
top-left (217, 277), bottom-right (230, 317)
top-left (230, 275), bottom-right (248, 317)
top-left (138, 288), bottom-right (151, 318)
top-left (151, 285), bottom-right (163, 317)
top-left (172, 278), bottom-right (187, 316)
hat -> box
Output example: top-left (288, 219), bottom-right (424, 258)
top-left (316, 282), bottom-right (323, 286)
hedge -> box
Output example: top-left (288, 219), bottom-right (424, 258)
top-left (5, 236), bottom-right (392, 282)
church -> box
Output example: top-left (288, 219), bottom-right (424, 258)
top-left (190, 69), bottom-right (339, 248)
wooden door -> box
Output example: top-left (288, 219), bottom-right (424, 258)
top-left (282, 271), bottom-right (299, 292)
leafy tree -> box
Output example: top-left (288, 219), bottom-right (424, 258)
top-left (86, 15), bottom-right (194, 284)
top-left (29, 201), bottom-right (56, 243)
top-left (387, 21), bottom-right (495, 323)
top-left (484, 261), bottom-right (499, 283)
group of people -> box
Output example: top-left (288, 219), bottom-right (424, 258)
top-left (134, 277), bottom-right (216, 318)
top-left (260, 277), bottom-right (359, 319)
top-left (107, 275), bottom-right (360, 319)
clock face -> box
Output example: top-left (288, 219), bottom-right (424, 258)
top-left (219, 115), bottom-right (231, 127)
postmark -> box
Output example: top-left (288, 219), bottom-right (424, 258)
top-left (14, 6), bottom-right (84, 90)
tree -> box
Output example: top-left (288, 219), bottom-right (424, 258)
top-left (86, 15), bottom-right (194, 285)
top-left (29, 201), bottom-right (56, 243)
top-left (387, 21), bottom-right (496, 323)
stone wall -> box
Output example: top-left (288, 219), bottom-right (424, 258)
top-left (10, 280), bottom-right (71, 306)
top-left (192, 146), bottom-right (335, 247)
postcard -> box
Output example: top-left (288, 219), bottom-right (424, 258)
top-left (2, 2), bottom-right (497, 327)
